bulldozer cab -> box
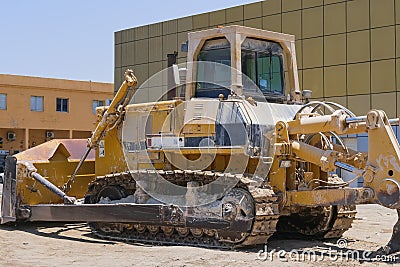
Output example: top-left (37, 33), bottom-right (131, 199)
top-left (184, 26), bottom-right (301, 103)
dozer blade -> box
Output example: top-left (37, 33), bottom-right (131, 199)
top-left (22, 203), bottom-right (251, 232)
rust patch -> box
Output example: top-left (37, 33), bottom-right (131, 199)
top-left (14, 139), bottom-right (94, 162)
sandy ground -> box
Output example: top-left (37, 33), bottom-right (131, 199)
top-left (1, 184), bottom-right (400, 266)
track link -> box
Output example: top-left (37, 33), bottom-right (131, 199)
top-left (275, 174), bottom-right (356, 240)
top-left (85, 170), bottom-right (280, 248)
top-left (323, 205), bottom-right (356, 239)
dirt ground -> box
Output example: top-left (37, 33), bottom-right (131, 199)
top-left (1, 184), bottom-right (400, 266)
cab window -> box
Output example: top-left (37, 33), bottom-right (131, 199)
top-left (241, 38), bottom-right (285, 100)
top-left (196, 38), bottom-right (231, 98)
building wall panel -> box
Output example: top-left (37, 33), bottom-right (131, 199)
top-left (114, 0), bottom-right (400, 118)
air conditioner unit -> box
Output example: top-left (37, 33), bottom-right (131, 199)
top-left (7, 132), bottom-right (16, 141)
top-left (46, 131), bottom-right (55, 139)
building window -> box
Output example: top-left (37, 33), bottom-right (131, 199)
top-left (0, 94), bottom-right (6, 110)
top-left (106, 99), bottom-right (112, 106)
top-left (92, 100), bottom-right (105, 114)
top-left (56, 98), bottom-right (69, 112)
top-left (30, 96), bottom-right (44, 112)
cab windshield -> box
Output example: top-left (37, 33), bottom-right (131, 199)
top-left (241, 38), bottom-right (285, 101)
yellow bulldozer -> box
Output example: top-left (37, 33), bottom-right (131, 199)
top-left (2, 25), bottom-right (400, 253)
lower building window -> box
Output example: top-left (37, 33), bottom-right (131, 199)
top-left (56, 98), bottom-right (69, 112)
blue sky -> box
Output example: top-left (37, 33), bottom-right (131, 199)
top-left (0, 1), bottom-right (258, 83)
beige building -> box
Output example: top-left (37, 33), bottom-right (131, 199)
top-left (115, 0), bottom-right (400, 119)
top-left (0, 74), bottom-right (113, 170)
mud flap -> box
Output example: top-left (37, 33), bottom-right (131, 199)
top-left (1, 156), bottom-right (17, 224)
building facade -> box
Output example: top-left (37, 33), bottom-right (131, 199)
top-left (0, 74), bottom-right (113, 169)
top-left (115, 0), bottom-right (400, 117)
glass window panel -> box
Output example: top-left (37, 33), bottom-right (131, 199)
top-left (30, 96), bottom-right (43, 112)
top-left (92, 101), bottom-right (97, 114)
top-left (56, 99), bottom-right (61, 111)
top-left (257, 53), bottom-right (284, 94)
top-left (241, 38), bottom-right (285, 101)
top-left (92, 100), bottom-right (105, 114)
top-left (56, 98), bottom-right (68, 112)
top-left (0, 94), bottom-right (6, 110)
top-left (196, 38), bottom-right (231, 98)
top-left (242, 51), bottom-right (257, 90)
top-left (197, 48), bottom-right (231, 90)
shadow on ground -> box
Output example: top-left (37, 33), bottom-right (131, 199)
top-left (0, 221), bottom-right (115, 245)
top-left (2, 220), bottom-right (400, 264)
